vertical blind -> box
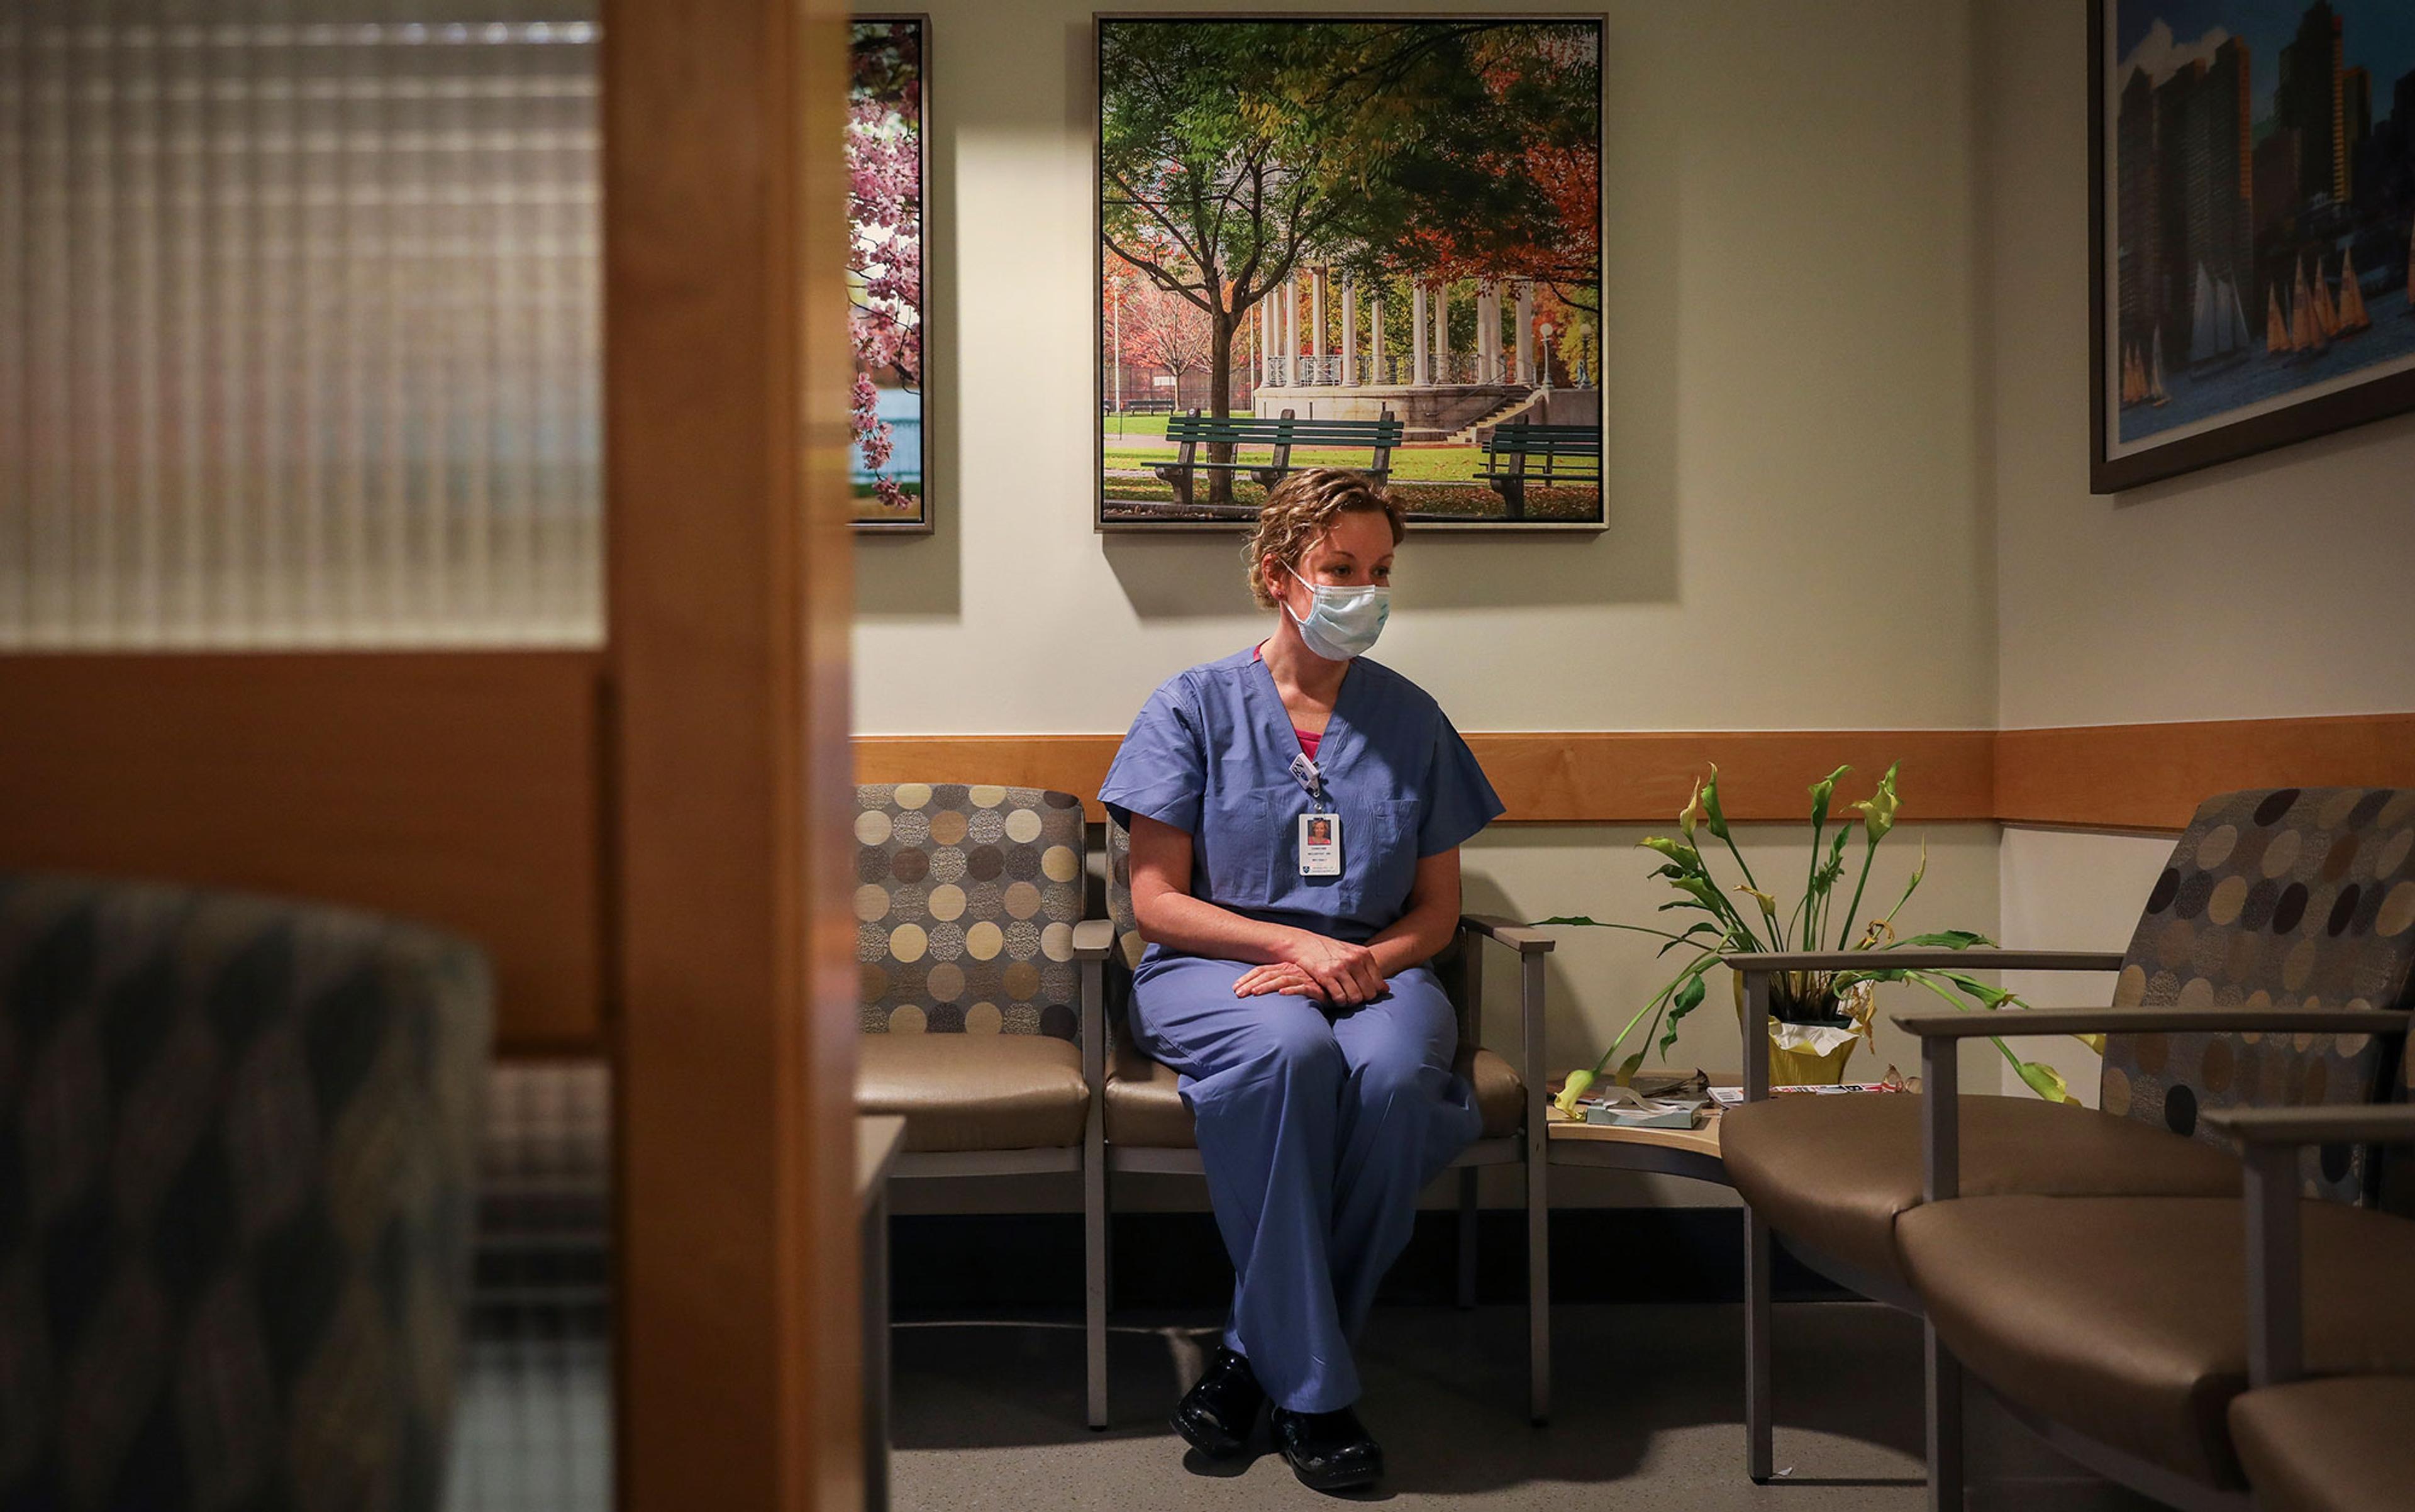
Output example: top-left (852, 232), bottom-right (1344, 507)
top-left (0, 1), bottom-right (601, 648)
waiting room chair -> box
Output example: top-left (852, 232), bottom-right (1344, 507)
top-left (0, 871), bottom-right (494, 1512)
top-left (849, 784), bottom-right (1116, 1426)
top-left (1884, 788), bottom-right (2415, 1509)
top-left (2211, 1102), bottom-right (2415, 1512)
top-left (1095, 817), bottom-right (1555, 1424)
top-left (1722, 786), bottom-right (2415, 1498)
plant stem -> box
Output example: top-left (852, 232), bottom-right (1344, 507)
top-left (1835, 842), bottom-right (1879, 952)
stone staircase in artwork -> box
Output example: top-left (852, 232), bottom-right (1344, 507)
top-left (1444, 387), bottom-right (1547, 445)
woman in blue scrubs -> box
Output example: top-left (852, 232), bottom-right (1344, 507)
top-left (1099, 469), bottom-right (1504, 1491)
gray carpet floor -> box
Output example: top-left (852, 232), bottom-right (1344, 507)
top-left (891, 1302), bottom-right (1965, 1509)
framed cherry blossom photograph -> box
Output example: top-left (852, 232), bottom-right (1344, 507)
top-left (851, 16), bottom-right (930, 531)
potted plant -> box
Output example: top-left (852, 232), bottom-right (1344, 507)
top-left (1541, 762), bottom-right (2089, 1116)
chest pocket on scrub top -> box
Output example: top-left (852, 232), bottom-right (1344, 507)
top-left (1288, 793), bottom-right (1420, 920)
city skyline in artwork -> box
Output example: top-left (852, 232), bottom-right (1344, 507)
top-left (2104, 1), bottom-right (2415, 474)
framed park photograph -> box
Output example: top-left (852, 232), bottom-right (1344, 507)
top-left (850, 16), bottom-right (931, 531)
top-left (1096, 14), bottom-right (1607, 531)
top-left (2091, 0), bottom-right (2415, 493)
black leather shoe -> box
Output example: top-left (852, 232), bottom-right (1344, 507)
top-left (1270, 1404), bottom-right (1383, 1492)
top-left (1170, 1347), bottom-right (1265, 1459)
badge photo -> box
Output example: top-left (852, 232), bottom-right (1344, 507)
top-left (1298, 811), bottom-right (1343, 877)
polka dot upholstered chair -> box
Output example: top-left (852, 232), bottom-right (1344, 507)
top-left (0, 872), bottom-right (492, 1512)
top-left (849, 782), bottom-right (1118, 1426)
top-left (1721, 786), bottom-right (2415, 1495)
top-left (1098, 815), bottom-right (1559, 1423)
top-left (2101, 787), bottom-right (2415, 1203)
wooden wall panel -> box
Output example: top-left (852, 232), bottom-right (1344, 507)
top-left (1994, 714), bottom-right (2415, 831)
top-left (604, 0), bottom-right (861, 1502)
top-left (857, 729), bottom-right (1998, 825)
top-left (0, 651), bottom-right (606, 1051)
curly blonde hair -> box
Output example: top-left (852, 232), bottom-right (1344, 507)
top-left (1243, 469), bottom-right (1406, 609)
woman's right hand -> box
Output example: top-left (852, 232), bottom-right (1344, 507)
top-left (1279, 930), bottom-right (1387, 1007)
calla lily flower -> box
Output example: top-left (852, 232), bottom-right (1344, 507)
top-left (1679, 777), bottom-right (1705, 842)
top-left (1554, 1069), bottom-right (1596, 1119)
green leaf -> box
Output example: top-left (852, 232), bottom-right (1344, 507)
top-left (1898, 930), bottom-right (1993, 950)
top-left (1640, 837), bottom-right (1704, 871)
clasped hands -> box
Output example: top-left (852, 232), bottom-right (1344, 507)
top-left (1231, 931), bottom-right (1387, 1008)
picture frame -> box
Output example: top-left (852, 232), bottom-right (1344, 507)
top-left (1094, 12), bottom-right (1609, 532)
top-left (2089, 0), bottom-right (2415, 493)
top-left (851, 14), bottom-right (933, 532)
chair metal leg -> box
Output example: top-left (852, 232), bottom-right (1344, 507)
top-left (1525, 1131), bottom-right (1550, 1423)
top-left (1926, 1320), bottom-right (1963, 1511)
top-left (1746, 1207), bottom-right (1774, 1482)
top-left (1455, 1165), bottom-right (1479, 1310)
top-left (1084, 1108), bottom-right (1108, 1430)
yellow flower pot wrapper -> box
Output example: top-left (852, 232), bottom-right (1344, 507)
top-left (1534, 761), bottom-right (2090, 1103)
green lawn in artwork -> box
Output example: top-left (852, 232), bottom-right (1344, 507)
top-left (1102, 442), bottom-right (1482, 482)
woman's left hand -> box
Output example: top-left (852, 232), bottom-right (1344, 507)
top-left (1231, 962), bottom-right (1328, 1002)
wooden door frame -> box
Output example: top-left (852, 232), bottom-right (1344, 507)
top-left (604, 0), bottom-right (860, 1506)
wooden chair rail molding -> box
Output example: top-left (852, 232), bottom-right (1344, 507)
top-left (859, 716), bottom-right (2415, 830)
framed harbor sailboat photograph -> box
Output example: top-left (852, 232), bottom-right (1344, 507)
top-left (2091, 0), bottom-right (2415, 492)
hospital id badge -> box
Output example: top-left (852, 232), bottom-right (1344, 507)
top-left (1298, 811), bottom-right (1343, 876)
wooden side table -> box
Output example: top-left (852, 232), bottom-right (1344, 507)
top-left (857, 1114), bottom-right (907, 1512)
top-left (1544, 1101), bottom-right (1729, 1186)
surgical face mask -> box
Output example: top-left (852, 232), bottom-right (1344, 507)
top-left (1284, 563), bottom-right (1391, 661)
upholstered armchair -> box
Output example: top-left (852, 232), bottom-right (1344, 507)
top-left (0, 872), bottom-right (494, 1512)
top-left (1096, 817), bottom-right (1557, 1423)
top-left (849, 784), bottom-right (1114, 1425)
top-left (1722, 786), bottom-right (2415, 1501)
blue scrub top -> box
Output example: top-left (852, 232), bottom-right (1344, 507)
top-left (1099, 647), bottom-right (1506, 946)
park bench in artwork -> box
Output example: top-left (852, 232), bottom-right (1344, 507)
top-left (1477, 423), bottom-right (1601, 520)
top-left (1152, 408), bottom-right (1404, 509)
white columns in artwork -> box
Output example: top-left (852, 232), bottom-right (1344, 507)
top-left (1433, 280), bottom-right (1450, 382)
top-left (1340, 276), bottom-right (1358, 387)
top-left (1514, 280), bottom-right (1535, 385)
top-left (1309, 266), bottom-right (1327, 378)
top-left (1410, 282), bottom-right (1430, 386)
top-left (1284, 276), bottom-right (1300, 387)
top-left (1474, 281), bottom-right (1487, 378)
top-left (1370, 292), bottom-right (1385, 382)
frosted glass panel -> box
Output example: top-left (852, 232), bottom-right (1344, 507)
top-left (0, 3), bottom-right (601, 648)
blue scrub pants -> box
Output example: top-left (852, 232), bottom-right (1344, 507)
top-left (1129, 955), bottom-right (1483, 1412)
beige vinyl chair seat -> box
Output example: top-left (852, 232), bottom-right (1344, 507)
top-left (858, 1021), bottom-right (1091, 1154)
top-left (1721, 1092), bottom-right (2243, 1288)
top-left (2228, 1367), bottom-right (2415, 1512)
top-left (1105, 1040), bottom-right (1526, 1148)
top-left (1896, 1194), bottom-right (2415, 1488)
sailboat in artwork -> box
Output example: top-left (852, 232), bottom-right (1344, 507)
top-left (2336, 248), bottom-right (2371, 335)
top-left (2311, 253), bottom-right (2341, 339)
top-left (2265, 284), bottom-right (2293, 355)
top-left (2187, 265), bottom-right (2253, 364)
top-left (2292, 260), bottom-right (2324, 352)
top-left (2148, 327), bottom-right (2170, 404)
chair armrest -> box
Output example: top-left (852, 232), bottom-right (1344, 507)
top-left (1463, 914), bottom-right (1555, 955)
top-left (2197, 1104), bottom-right (2415, 1391)
top-left (2201, 1104), bottom-right (2415, 1148)
top-left (1890, 1008), bottom-right (2410, 1041)
top-left (1906, 1006), bottom-right (2410, 1220)
top-left (1072, 918), bottom-right (1116, 962)
top-left (1726, 948), bottom-right (2124, 973)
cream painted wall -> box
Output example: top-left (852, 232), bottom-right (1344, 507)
top-left (1980, 0), bottom-right (2415, 1096)
top-left (857, 2), bottom-right (2006, 1181)
top-left (857, 0), bottom-right (1994, 737)
top-left (1982, 0), bottom-right (2415, 730)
